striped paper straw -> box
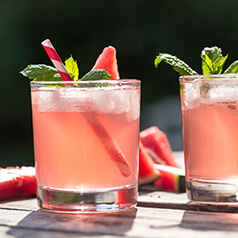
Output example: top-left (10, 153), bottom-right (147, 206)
top-left (84, 113), bottom-right (131, 177)
top-left (41, 39), bottom-right (131, 177)
top-left (41, 39), bottom-right (72, 81)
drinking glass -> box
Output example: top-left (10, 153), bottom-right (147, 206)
top-left (180, 74), bottom-right (238, 203)
top-left (31, 80), bottom-right (141, 213)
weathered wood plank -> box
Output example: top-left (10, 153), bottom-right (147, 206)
top-left (1, 206), bottom-right (238, 237)
top-left (138, 189), bottom-right (238, 213)
top-left (0, 197), bottom-right (37, 211)
top-left (0, 226), bottom-right (87, 238)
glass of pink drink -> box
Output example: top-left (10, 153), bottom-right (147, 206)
top-left (180, 74), bottom-right (238, 203)
top-left (31, 80), bottom-right (140, 213)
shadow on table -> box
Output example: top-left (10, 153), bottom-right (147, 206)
top-left (180, 210), bottom-right (238, 232)
top-left (7, 208), bottom-right (138, 237)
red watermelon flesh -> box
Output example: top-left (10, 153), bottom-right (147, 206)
top-left (91, 46), bottom-right (130, 177)
top-left (140, 126), bottom-right (180, 168)
top-left (91, 46), bottom-right (120, 79)
top-left (153, 164), bottom-right (185, 192)
top-left (0, 166), bottom-right (36, 201)
top-left (139, 142), bottom-right (160, 186)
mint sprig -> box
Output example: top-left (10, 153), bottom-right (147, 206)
top-left (81, 69), bottom-right (111, 81)
top-left (65, 56), bottom-right (79, 81)
top-left (155, 53), bottom-right (198, 76)
top-left (20, 56), bottom-right (112, 82)
top-left (201, 47), bottom-right (228, 75)
top-left (224, 60), bottom-right (238, 74)
top-left (20, 64), bottom-right (62, 81)
top-left (155, 46), bottom-right (238, 76)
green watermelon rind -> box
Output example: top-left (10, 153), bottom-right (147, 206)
top-left (154, 164), bottom-right (185, 193)
top-left (138, 173), bottom-right (161, 186)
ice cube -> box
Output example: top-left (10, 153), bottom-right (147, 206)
top-left (113, 89), bottom-right (131, 115)
top-left (206, 87), bottom-right (238, 104)
top-left (182, 82), bottom-right (201, 109)
top-left (126, 89), bottom-right (140, 121)
top-left (61, 89), bottom-right (92, 112)
top-left (35, 88), bottom-right (92, 112)
top-left (92, 86), bottom-right (131, 115)
top-left (92, 88), bottom-right (116, 114)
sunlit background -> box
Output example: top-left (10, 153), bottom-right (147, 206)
top-left (1, 0), bottom-right (238, 166)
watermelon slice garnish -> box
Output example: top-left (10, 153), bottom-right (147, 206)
top-left (91, 46), bottom-right (120, 79)
top-left (153, 164), bottom-right (185, 193)
top-left (138, 142), bottom-right (161, 186)
top-left (89, 46), bottom-right (130, 177)
top-left (0, 166), bottom-right (36, 201)
top-left (140, 126), bottom-right (180, 168)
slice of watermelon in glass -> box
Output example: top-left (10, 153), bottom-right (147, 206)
top-left (89, 46), bottom-right (131, 177)
top-left (91, 46), bottom-right (120, 79)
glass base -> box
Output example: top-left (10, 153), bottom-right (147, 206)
top-left (37, 185), bottom-right (137, 213)
top-left (186, 179), bottom-right (238, 204)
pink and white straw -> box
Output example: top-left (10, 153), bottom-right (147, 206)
top-left (40, 39), bottom-right (131, 177)
top-left (41, 39), bottom-right (72, 81)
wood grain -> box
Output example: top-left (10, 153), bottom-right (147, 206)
top-left (1, 201), bottom-right (238, 237)
top-left (0, 151), bottom-right (238, 237)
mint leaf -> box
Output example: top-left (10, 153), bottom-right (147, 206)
top-left (65, 56), bottom-right (79, 81)
top-left (201, 46), bottom-right (228, 74)
top-left (20, 64), bottom-right (62, 81)
top-left (224, 60), bottom-right (238, 74)
top-left (154, 53), bottom-right (198, 76)
top-left (80, 69), bottom-right (111, 81)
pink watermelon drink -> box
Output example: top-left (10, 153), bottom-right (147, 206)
top-left (180, 75), bottom-right (238, 203)
top-left (31, 80), bottom-right (140, 212)
top-left (31, 81), bottom-right (140, 190)
top-left (155, 46), bottom-right (238, 203)
top-left (182, 103), bottom-right (238, 180)
top-left (21, 40), bottom-right (141, 212)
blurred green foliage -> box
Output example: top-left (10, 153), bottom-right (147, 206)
top-left (1, 0), bottom-right (238, 166)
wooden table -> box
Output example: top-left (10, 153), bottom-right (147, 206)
top-left (1, 152), bottom-right (238, 238)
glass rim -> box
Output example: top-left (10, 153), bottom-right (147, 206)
top-left (179, 74), bottom-right (238, 82)
top-left (30, 79), bottom-right (141, 86)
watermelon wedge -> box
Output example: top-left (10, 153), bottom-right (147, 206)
top-left (139, 142), bottom-right (160, 186)
top-left (91, 46), bottom-right (120, 79)
top-left (0, 166), bottom-right (36, 201)
top-left (153, 164), bottom-right (185, 192)
top-left (140, 126), bottom-right (180, 168)
top-left (89, 46), bottom-right (131, 177)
